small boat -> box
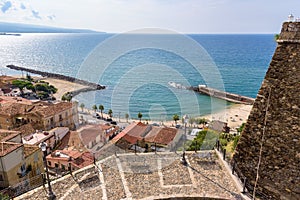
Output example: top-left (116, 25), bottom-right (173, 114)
top-left (168, 81), bottom-right (186, 89)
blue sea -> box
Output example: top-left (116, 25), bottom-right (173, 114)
top-left (0, 33), bottom-right (276, 121)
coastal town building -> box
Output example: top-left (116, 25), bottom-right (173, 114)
top-left (113, 122), bottom-right (181, 151)
top-left (78, 124), bottom-right (119, 150)
top-left (46, 150), bottom-right (93, 174)
top-left (0, 130), bottom-right (44, 189)
top-left (0, 96), bottom-right (79, 131)
top-left (22, 127), bottom-right (70, 154)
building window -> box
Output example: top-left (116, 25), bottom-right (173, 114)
top-left (55, 163), bottom-right (59, 168)
top-left (59, 114), bottom-right (63, 121)
top-left (0, 174), bottom-right (3, 181)
top-left (48, 161), bottom-right (51, 166)
top-left (61, 164), bottom-right (65, 171)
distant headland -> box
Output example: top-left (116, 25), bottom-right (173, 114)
top-left (0, 21), bottom-right (104, 33)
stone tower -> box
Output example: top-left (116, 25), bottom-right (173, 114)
top-left (232, 22), bottom-right (300, 199)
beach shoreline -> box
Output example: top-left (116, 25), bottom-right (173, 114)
top-left (25, 76), bottom-right (252, 129)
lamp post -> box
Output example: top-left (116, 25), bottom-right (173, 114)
top-left (181, 114), bottom-right (189, 165)
top-left (39, 142), bottom-right (56, 200)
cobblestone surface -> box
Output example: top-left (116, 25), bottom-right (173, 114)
top-left (16, 151), bottom-right (242, 200)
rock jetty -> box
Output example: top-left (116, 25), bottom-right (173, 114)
top-left (6, 65), bottom-right (105, 90)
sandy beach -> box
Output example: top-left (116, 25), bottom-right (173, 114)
top-left (44, 77), bottom-right (252, 129)
top-left (39, 77), bottom-right (89, 100)
top-left (201, 104), bottom-right (252, 128)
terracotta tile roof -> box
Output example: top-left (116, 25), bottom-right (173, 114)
top-left (72, 152), bottom-right (93, 169)
top-left (112, 122), bottom-right (147, 144)
top-left (0, 102), bottom-right (27, 116)
top-left (0, 129), bottom-right (21, 142)
top-left (46, 150), bottom-right (93, 169)
top-left (78, 125), bottom-right (102, 146)
top-left (0, 142), bottom-right (23, 157)
top-left (62, 150), bottom-right (82, 159)
top-left (33, 101), bottom-right (73, 117)
top-left (23, 144), bottom-right (40, 158)
top-left (13, 124), bottom-right (36, 137)
top-left (145, 127), bottom-right (177, 145)
top-left (57, 131), bottom-right (86, 152)
top-left (114, 122), bottom-right (178, 146)
top-left (0, 99), bottom-right (73, 118)
top-left (0, 96), bottom-right (33, 105)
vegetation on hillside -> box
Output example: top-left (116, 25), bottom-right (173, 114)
top-left (12, 78), bottom-right (57, 100)
top-left (187, 130), bottom-right (218, 151)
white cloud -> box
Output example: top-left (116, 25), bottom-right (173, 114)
top-left (0, 0), bottom-right (55, 23)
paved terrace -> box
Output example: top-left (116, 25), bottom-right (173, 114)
top-left (16, 151), bottom-right (243, 200)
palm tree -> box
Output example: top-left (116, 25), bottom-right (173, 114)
top-left (138, 112), bottom-right (143, 122)
top-left (125, 113), bottom-right (129, 122)
top-left (92, 104), bottom-right (97, 112)
top-left (79, 103), bottom-right (85, 112)
top-left (173, 114), bottom-right (180, 125)
top-left (99, 104), bottom-right (104, 118)
top-left (108, 109), bottom-right (113, 118)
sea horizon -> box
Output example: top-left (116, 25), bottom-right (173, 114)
top-left (0, 33), bottom-right (276, 120)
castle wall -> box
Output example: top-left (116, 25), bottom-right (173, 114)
top-left (232, 22), bottom-right (300, 199)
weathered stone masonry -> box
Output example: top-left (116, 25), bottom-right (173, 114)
top-left (233, 22), bottom-right (300, 200)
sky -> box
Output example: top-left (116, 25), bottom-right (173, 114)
top-left (0, 0), bottom-right (299, 33)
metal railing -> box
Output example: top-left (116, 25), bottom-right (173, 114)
top-left (214, 140), bottom-right (271, 199)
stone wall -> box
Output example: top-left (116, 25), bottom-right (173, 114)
top-left (232, 22), bottom-right (300, 200)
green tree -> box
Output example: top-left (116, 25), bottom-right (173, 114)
top-left (99, 104), bottom-right (104, 118)
top-left (61, 92), bottom-right (72, 102)
top-left (236, 123), bottom-right (245, 134)
top-left (26, 73), bottom-right (33, 82)
top-left (232, 135), bottom-right (241, 151)
top-left (195, 118), bottom-right (207, 125)
top-left (92, 104), bottom-right (98, 112)
top-left (79, 103), bottom-right (85, 112)
top-left (188, 130), bottom-right (218, 151)
top-left (138, 112), bottom-right (143, 122)
top-left (108, 109), bottom-right (113, 118)
top-left (0, 193), bottom-right (10, 200)
top-left (125, 113), bottom-right (129, 122)
top-left (173, 114), bottom-right (180, 125)
top-left (12, 79), bottom-right (32, 95)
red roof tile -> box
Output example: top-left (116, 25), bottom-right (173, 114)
top-left (145, 127), bottom-right (177, 145)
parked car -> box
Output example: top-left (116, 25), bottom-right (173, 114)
top-left (110, 121), bottom-right (117, 125)
top-left (106, 118), bottom-right (113, 122)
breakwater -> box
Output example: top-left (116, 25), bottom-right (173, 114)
top-left (190, 85), bottom-right (255, 105)
top-left (6, 65), bottom-right (105, 90)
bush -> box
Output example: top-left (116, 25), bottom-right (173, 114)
top-left (187, 130), bottom-right (218, 151)
top-left (232, 135), bottom-right (240, 151)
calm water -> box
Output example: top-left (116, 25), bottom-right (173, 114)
top-left (0, 33), bottom-right (276, 120)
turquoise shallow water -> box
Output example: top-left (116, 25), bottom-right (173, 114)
top-left (0, 33), bottom-right (276, 120)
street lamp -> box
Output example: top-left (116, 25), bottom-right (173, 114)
top-left (39, 142), bottom-right (56, 200)
top-left (181, 114), bottom-right (189, 165)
